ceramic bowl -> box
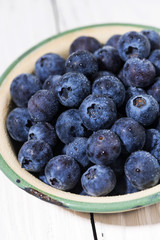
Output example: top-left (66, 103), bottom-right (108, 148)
top-left (1, 23), bottom-right (160, 213)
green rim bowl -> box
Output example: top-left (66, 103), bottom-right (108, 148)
top-left (1, 23), bottom-right (160, 213)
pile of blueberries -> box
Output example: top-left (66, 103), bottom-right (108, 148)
top-left (6, 29), bottom-right (160, 196)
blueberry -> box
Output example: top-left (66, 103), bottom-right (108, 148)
top-left (56, 109), bottom-right (88, 144)
top-left (125, 151), bottom-right (160, 190)
top-left (105, 34), bottom-right (121, 49)
top-left (92, 76), bottom-right (125, 107)
top-left (144, 129), bottom-right (160, 164)
top-left (79, 94), bottom-right (117, 131)
top-left (147, 77), bottom-right (160, 102)
top-left (122, 58), bottom-right (155, 87)
top-left (45, 155), bottom-right (80, 190)
top-left (156, 117), bottom-right (160, 132)
top-left (125, 86), bottom-right (146, 102)
top-left (65, 50), bottom-right (98, 76)
top-left (144, 129), bottom-right (160, 151)
top-left (10, 73), bottom-right (41, 108)
top-left (81, 165), bottom-right (116, 196)
top-left (117, 68), bottom-right (128, 87)
top-left (141, 30), bottom-right (160, 51)
top-left (91, 70), bottom-right (115, 82)
top-left (42, 75), bottom-right (61, 91)
top-left (28, 122), bottom-right (57, 147)
top-left (109, 154), bottom-right (126, 178)
top-left (55, 72), bottom-right (91, 107)
top-left (126, 94), bottom-right (159, 126)
top-left (69, 36), bottom-right (102, 54)
top-left (28, 90), bottom-right (60, 122)
top-left (94, 46), bottom-right (123, 73)
top-left (109, 176), bottom-right (138, 196)
top-left (63, 137), bottom-right (89, 167)
top-left (18, 140), bottom-right (53, 172)
top-left (86, 129), bottom-right (121, 166)
top-left (118, 31), bottom-right (151, 61)
top-left (124, 176), bottom-right (139, 194)
top-left (35, 53), bottom-right (65, 83)
top-left (149, 49), bottom-right (160, 75)
top-left (111, 117), bottom-right (146, 153)
top-left (6, 108), bottom-right (32, 142)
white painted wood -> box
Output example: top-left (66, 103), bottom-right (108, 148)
top-left (0, 1), bottom-right (93, 240)
top-left (0, 172), bottom-right (93, 240)
top-left (0, 0), bottom-right (56, 74)
top-left (2, 0), bottom-right (160, 239)
top-left (94, 203), bottom-right (160, 240)
top-left (57, 0), bottom-right (160, 32)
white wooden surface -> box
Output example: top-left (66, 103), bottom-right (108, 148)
top-left (1, 0), bottom-right (160, 239)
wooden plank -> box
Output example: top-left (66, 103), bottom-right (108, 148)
top-left (56, 0), bottom-right (160, 32)
top-left (0, 0), bottom-right (56, 74)
top-left (94, 203), bottom-right (160, 240)
top-left (0, 1), bottom-right (93, 239)
top-left (0, 173), bottom-right (93, 240)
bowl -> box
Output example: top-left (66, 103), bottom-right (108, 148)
top-left (1, 23), bottom-right (160, 213)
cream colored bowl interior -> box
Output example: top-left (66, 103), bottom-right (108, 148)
top-left (0, 24), bottom-right (160, 207)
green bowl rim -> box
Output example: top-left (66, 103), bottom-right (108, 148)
top-left (1, 22), bottom-right (160, 213)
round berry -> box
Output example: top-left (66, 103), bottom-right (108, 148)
top-left (28, 90), bottom-right (60, 122)
top-left (65, 50), bottom-right (98, 76)
top-left (147, 77), bottom-right (160, 102)
top-left (42, 75), bottom-right (61, 91)
top-left (28, 122), bottom-right (57, 147)
top-left (10, 73), bottom-right (41, 107)
top-left (69, 36), bottom-right (102, 54)
top-left (126, 94), bottom-right (159, 126)
top-left (105, 34), bottom-right (121, 49)
top-left (81, 165), bottom-right (116, 196)
top-left (63, 137), bottom-right (89, 167)
top-left (18, 140), bottom-right (53, 172)
top-left (7, 108), bottom-right (32, 142)
top-left (141, 30), bottom-right (160, 51)
top-left (45, 155), bottom-right (80, 191)
top-left (111, 117), bottom-right (146, 153)
top-left (149, 49), bottom-right (160, 75)
top-left (94, 46), bottom-right (123, 73)
top-left (144, 129), bottom-right (160, 164)
top-left (35, 53), bottom-right (65, 83)
top-left (122, 58), bottom-right (155, 88)
top-left (56, 109), bottom-right (88, 144)
top-left (125, 151), bottom-right (160, 190)
top-left (118, 31), bottom-right (151, 61)
top-left (79, 94), bottom-right (117, 131)
top-left (55, 72), bottom-right (91, 107)
top-left (86, 130), bottom-right (121, 166)
top-left (92, 76), bottom-right (125, 107)
top-left (125, 86), bottom-right (146, 102)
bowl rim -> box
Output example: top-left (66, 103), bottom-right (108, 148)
top-left (1, 22), bottom-right (160, 213)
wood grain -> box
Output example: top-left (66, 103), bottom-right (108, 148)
top-left (56, 0), bottom-right (160, 32)
top-left (94, 204), bottom-right (160, 240)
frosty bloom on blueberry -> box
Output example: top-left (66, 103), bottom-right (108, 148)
top-left (126, 94), bottom-right (159, 126)
top-left (69, 36), bottom-right (102, 54)
top-left (6, 28), bottom-right (160, 197)
top-left (86, 130), bottom-right (121, 166)
top-left (118, 31), bottom-right (151, 61)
